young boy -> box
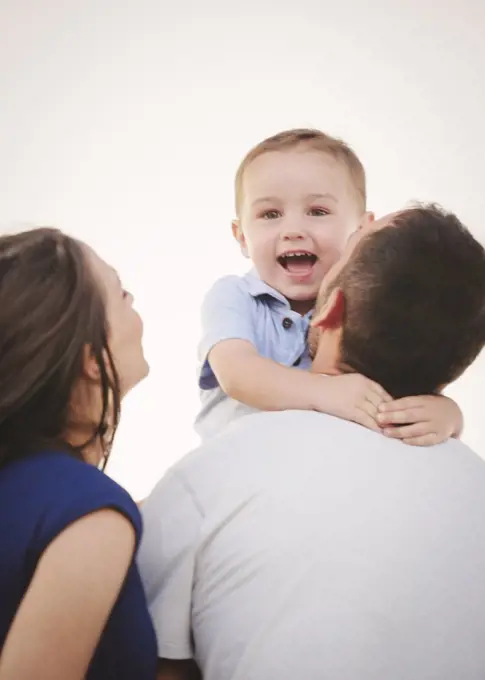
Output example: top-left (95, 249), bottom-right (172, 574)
top-left (196, 129), bottom-right (462, 442)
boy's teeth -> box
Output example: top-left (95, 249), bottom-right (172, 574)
top-left (277, 253), bottom-right (317, 272)
top-left (281, 252), bottom-right (317, 276)
top-left (281, 252), bottom-right (316, 260)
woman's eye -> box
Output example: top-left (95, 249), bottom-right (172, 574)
top-left (260, 210), bottom-right (281, 220)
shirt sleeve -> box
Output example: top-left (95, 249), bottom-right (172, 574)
top-left (138, 469), bottom-right (203, 660)
top-left (198, 276), bottom-right (258, 389)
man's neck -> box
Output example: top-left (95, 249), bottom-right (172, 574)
top-left (310, 336), bottom-right (341, 376)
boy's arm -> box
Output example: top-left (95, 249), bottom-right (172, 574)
top-left (199, 276), bottom-right (389, 429)
top-left (210, 338), bottom-right (324, 411)
top-left (209, 338), bottom-right (389, 430)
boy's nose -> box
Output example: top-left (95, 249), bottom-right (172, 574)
top-left (281, 228), bottom-right (305, 241)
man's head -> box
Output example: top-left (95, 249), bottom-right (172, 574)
top-left (309, 204), bottom-right (485, 397)
top-left (232, 129), bottom-right (373, 315)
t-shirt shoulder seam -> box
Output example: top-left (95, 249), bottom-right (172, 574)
top-left (171, 469), bottom-right (206, 519)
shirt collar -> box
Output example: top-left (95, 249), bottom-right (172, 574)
top-left (242, 269), bottom-right (314, 320)
top-left (242, 269), bottom-right (289, 305)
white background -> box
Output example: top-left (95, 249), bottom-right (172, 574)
top-left (1, 0), bottom-right (483, 499)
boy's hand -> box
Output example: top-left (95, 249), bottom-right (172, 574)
top-left (377, 394), bottom-right (463, 446)
top-left (314, 373), bottom-right (392, 432)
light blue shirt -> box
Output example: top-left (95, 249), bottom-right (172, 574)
top-left (195, 270), bottom-right (313, 440)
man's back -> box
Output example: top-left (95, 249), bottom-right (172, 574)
top-left (141, 410), bottom-right (485, 680)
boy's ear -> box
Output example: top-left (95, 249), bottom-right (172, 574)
top-left (232, 220), bottom-right (249, 258)
top-left (311, 288), bottom-right (345, 330)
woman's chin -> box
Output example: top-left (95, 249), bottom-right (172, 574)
top-left (141, 357), bottom-right (150, 381)
top-left (120, 358), bottom-right (150, 398)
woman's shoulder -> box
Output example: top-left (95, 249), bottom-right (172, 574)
top-left (3, 450), bottom-right (142, 558)
top-left (7, 449), bottom-right (132, 501)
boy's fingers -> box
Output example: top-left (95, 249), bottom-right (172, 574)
top-left (383, 422), bottom-right (432, 439)
top-left (370, 382), bottom-right (392, 402)
top-left (362, 395), bottom-right (392, 421)
top-left (378, 408), bottom-right (423, 426)
top-left (403, 433), bottom-right (439, 447)
top-left (378, 396), bottom-right (426, 413)
top-left (355, 409), bottom-right (381, 432)
top-left (364, 391), bottom-right (383, 410)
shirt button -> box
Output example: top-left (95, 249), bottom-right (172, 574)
top-left (282, 317), bottom-right (293, 330)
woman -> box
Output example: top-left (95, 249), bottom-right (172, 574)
top-left (0, 228), bottom-right (157, 679)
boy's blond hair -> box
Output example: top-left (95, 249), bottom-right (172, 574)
top-left (234, 128), bottom-right (366, 216)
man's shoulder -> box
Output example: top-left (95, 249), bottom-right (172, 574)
top-left (178, 409), bottom-right (485, 479)
top-left (428, 435), bottom-right (484, 468)
top-left (151, 411), bottom-right (485, 535)
top-left (153, 411), bottom-right (371, 522)
top-left (173, 411), bottom-right (341, 478)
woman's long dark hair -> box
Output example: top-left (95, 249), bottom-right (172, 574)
top-left (0, 227), bottom-right (121, 469)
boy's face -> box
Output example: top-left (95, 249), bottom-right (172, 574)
top-left (234, 148), bottom-right (371, 314)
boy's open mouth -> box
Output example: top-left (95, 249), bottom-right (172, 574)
top-left (277, 251), bottom-right (318, 277)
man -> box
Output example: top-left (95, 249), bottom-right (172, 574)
top-left (139, 204), bottom-right (485, 680)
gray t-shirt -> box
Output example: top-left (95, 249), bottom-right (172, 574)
top-left (139, 410), bottom-right (485, 680)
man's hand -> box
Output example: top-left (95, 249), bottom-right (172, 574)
top-left (313, 373), bottom-right (392, 432)
top-left (377, 394), bottom-right (463, 446)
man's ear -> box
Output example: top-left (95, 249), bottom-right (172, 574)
top-left (360, 210), bottom-right (375, 229)
top-left (231, 219), bottom-right (249, 258)
top-left (311, 288), bottom-right (345, 330)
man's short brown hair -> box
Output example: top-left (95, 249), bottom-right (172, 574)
top-left (234, 128), bottom-right (366, 216)
top-left (328, 204), bottom-right (485, 398)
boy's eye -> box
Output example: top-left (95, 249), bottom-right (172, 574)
top-left (260, 210), bottom-right (281, 220)
top-left (309, 207), bottom-right (330, 217)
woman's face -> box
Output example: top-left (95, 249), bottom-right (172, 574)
top-left (85, 245), bottom-right (149, 397)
